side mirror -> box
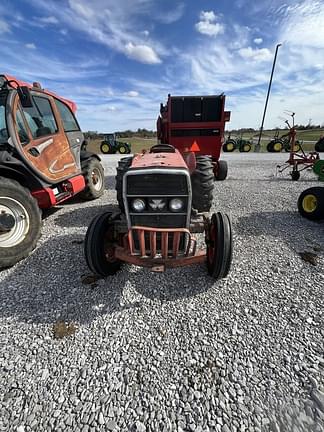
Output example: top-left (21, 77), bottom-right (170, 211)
top-left (17, 86), bottom-right (33, 108)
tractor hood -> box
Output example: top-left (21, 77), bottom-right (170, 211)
top-left (131, 148), bottom-right (188, 170)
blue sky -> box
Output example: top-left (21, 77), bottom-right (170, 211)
top-left (0, 0), bottom-right (323, 132)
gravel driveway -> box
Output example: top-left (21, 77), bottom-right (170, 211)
top-left (0, 153), bottom-right (323, 432)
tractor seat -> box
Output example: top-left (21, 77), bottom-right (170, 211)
top-left (150, 144), bottom-right (175, 153)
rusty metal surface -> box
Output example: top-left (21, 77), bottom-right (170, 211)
top-left (115, 246), bottom-right (206, 269)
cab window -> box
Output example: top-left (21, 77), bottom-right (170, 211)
top-left (22, 95), bottom-right (58, 138)
top-left (54, 99), bottom-right (80, 132)
top-left (16, 109), bottom-right (29, 145)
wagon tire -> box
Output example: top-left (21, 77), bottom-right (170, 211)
top-left (84, 212), bottom-right (122, 276)
top-left (0, 177), bottom-right (41, 269)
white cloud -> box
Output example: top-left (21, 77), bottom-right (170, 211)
top-left (124, 42), bottom-right (161, 64)
top-left (238, 46), bottom-right (272, 62)
top-left (38, 15), bottom-right (59, 24)
top-left (25, 43), bottom-right (36, 49)
top-left (254, 37), bottom-right (263, 44)
top-left (142, 30), bottom-right (149, 37)
top-left (158, 3), bottom-right (185, 24)
top-left (195, 10), bottom-right (224, 37)
top-left (125, 90), bottom-right (139, 97)
top-left (0, 18), bottom-right (10, 33)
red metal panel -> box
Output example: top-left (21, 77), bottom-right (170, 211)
top-left (31, 188), bottom-right (56, 209)
top-left (67, 175), bottom-right (85, 194)
top-left (130, 148), bottom-right (188, 169)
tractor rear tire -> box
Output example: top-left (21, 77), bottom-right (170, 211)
top-left (298, 187), bottom-right (324, 221)
top-left (100, 142), bottom-right (112, 154)
top-left (116, 156), bottom-right (133, 211)
top-left (272, 140), bottom-right (283, 152)
top-left (206, 212), bottom-right (233, 279)
top-left (191, 156), bottom-right (214, 212)
top-left (214, 160), bottom-right (228, 181)
top-left (0, 177), bottom-right (42, 269)
top-left (80, 158), bottom-right (105, 200)
top-left (315, 139), bottom-right (324, 152)
top-left (267, 142), bottom-right (274, 152)
top-left (84, 212), bottom-right (122, 276)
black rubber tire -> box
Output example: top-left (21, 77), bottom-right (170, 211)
top-left (315, 139), bottom-right (324, 152)
top-left (214, 160), bottom-right (228, 181)
top-left (118, 143), bottom-right (130, 154)
top-left (297, 187), bottom-right (324, 221)
top-left (285, 140), bottom-right (301, 152)
top-left (291, 170), bottom-right (300, 181)
top-left (79, 158), bottom-right (105, 200)
top-left (272, 139), bottom-right (283, 152)
top-left (84, 212), bottom-right (122, 276)
top-left (239, 143), bottom-right (252, 153)
top-left (267, 142), bottom-right (274, 152)
top-left (0, 177), bottom-right (42, 269)
top-left (206, 212), bottom-right (233, 280)
top-left (223, 140), bottom-right (236, 152)
top-left (100, 142), bottom-right (112, 154)
top-left (191, 156), bottom-right (214, 212)
top-left (116, 156), bottom-right (133, 211)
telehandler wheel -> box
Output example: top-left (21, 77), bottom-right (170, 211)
top-left (100, 142), bottom-right (112, 154)
top-left (223, 140), bottom-right (236, 152)
top-left (298, 187), bottom-right (324, 221)
top-left (84, 212), bottom-right (122, 277)
top-left (214, 160), bottom-right (228, 181)
top-left (116, 156), bottom-right (133, 211)
top-left (80, 158), bottom-right (105, 200)
top-left (206, 212), bottom-right (232, 280)
top-left (291, 170), bottom-right (300, 181)
top-left (0, 177), bottom-right (41, 269)
top-left (191, 155), bottom-right (214, 212)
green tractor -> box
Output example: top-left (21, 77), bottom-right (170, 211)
top-left (100, 133), bottom-right (131, 155)
top-left (223, 134), bottom-right (252, 152)
top-left (298, 159), bottom-right (324, 220)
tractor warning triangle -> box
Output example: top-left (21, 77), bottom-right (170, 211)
top-left (190, 141), bottom-right (200, 151)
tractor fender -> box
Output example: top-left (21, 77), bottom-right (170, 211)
top-left (80, 150), bottom-right (101, 163)
top-left (0, 163), bottom-right (44, 191)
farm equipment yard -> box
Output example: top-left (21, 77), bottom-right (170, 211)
top-left (0, 153), bottom-right (323, 431)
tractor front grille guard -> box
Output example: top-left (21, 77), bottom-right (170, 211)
top-left (115, 226), bottom-right (206, 270)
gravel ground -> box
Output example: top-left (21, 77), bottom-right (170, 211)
top-left (0, 153), bottom-right (323, 432)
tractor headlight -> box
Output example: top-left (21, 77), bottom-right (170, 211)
top-left (169, 198), bottom-right (184, 212)
top-left (131, 198), bottom-right (146, 212)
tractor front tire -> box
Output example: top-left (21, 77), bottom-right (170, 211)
top-left (223, 140), bottom-right (236, 152)
top-left (84, 212), bottom-right (122, 276)
top-left (191, 156), bottom-right (214, 212)
top-left (298, 187), bottom-right (324, 221)
top-left (239, 143), bottom-right (252, 153)
top-left (214, 160), bottom-right (228, 181)
top-left (116, 156), bottom-right (133, 211)
top-left (80, 158), bottom-right (105, 200)
top-left (118, 143), bottom-right (130, 154)
top-left (206, 212), bottom-right (233, 280)
top-left (0, 177), bottom-right (42, 269)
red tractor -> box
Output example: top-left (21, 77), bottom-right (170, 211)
top-left (84, 144), bottom-right (232, 280)
top-left (157, 94), bottom-right (231, 180)
top-left (0, 74), bottom-right (105, 268)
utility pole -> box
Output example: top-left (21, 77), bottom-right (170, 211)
top-left (255, 43), bottom-right (282, 152)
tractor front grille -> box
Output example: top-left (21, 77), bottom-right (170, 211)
top-left (123, 168), bottom-right (191, 253)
